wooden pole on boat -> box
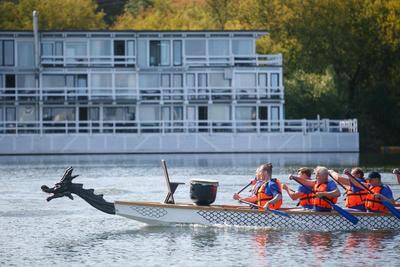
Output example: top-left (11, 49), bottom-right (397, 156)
top-left (344, 170), bottom-right (400, 220)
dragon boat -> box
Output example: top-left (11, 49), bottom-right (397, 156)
top-left (41, 161), bottom-right (400, 231)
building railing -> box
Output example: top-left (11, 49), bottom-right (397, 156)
top-left (41, 55), bottom-right (136, 67)
top-left (39, 54), bottom-right (281, 67)
top-left (183, 54), bottom-right (282, 67)
top-left (0, 86), bottom-right (284, 102)
top-left (0, 119), bottom-right (358, 135)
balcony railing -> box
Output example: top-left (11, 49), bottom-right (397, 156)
top-left (0, 86), bottom-right (284, 102)
top-left (39, 54), bottom-right (281, 67)
top-left (0, 119), bottom-right (358, 135)
top-left (183, 54), bottom-right (282, 67)
top-left (40, 55), bottom-right (136, 67)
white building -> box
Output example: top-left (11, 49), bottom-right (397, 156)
top-left (0, 29), bottom-right (358, 154)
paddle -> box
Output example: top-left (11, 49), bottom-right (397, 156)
top-left (290, 175), bottom-right (359, 225)
top-left (238, 199), bottom-right (291, 218)
top-left (236, 180), bottom-right (254, 194)
top-left (344, 170), bottom-right (400, 220)
top-left (328, 172), bottom-right (348, 191)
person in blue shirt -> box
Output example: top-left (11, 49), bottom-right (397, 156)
top-left (282, 167), bottom-right (314, 209)
top-left (291, 166), bottom-right (340, 212)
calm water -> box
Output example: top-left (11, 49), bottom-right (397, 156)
top-left (1, 153), bottom-right (400, 266)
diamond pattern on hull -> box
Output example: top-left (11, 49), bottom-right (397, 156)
top-left (130, 206), bottom-right (168, 218)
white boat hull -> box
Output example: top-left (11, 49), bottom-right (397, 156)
top-left (115, 201), bottom-right (400, 231)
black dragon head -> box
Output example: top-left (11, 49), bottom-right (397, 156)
top-left (41, 167), bottom-right (115, 215)
top-left (41, 166), bottom-right (78, 202)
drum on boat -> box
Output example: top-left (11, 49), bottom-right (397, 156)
top-left (190, 179), bottom-right (219, 206)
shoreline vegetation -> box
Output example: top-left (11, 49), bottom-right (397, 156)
top-left (1, 0), bottom-right (399, 152)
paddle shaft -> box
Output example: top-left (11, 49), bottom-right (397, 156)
top-left (238, 199), bottom-right (290, 217)
top-left (237, 180), bottom-right (253, 194)
top-left (328, 173), bottom-right (348, 191)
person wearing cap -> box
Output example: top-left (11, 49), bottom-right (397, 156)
top-left (363, 172), bottom-right (395, 213)
top-left (282, 167), bottom-right (314, 210)
top-left (291, 166), bottom-right (340, 212)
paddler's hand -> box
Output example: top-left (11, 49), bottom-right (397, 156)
top-left (233, 193), bottom-right (241, 200)
top-left (315, 192), bottom-right (326, 198)
top-left (282, 184), bottom-right (288, 191)
top-left (251, 179), bottom-right (257, 185)
top-left (288, 175), bottom-right (294, 180)
top-left (374, 193), bottom-right (382, 200)
top-left (343, 169), bottom-right (351, 175)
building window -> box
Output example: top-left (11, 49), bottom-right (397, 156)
top-left (43, 107), bottom-right (75, 121)
top-left (90, 40), bottom-right (111, 57)
top-left (149, 40), bottom-right (170, 66)
top-left (271, 73), bottom-right (280, 87)
top-left (209, 73), bottom-right (230, 87)
top-left (65, 42), bottom-right (87, 64)
top-left (115, 73), bottom-right (136, 88)
top-left (17, 41), bottom-right (34, 67)
top-left (208, 39), bottom-right (229, 56)
top-left (271, 106), bottom-right (280, 120)
top-left (185, 39), bottom-right (206, 56)
top-left (236, 107), bottom-right (256, 120)
top-left (209, 105), bottom-right (230, 120)
top-left (259, 106), bottom-right (268, 120)
top-left (103, 107), bottom-right (135, 121)
top-left (17, 75), bottom-right (36, 88)
top-left (139, 74), bottom-right (159, 88)
top-left (91, 73), bottom-right (112, 88)
top-left (139, 105), bottom-right (160, 121)
top-left (232, 39), bottom-right (253, 55)
top-left (0, 40), bottom-right (14, 66)
top-left (43, 75), bottom-right (65, 88)
top-left (236, 73), bottom-right (256, 88)
top-left (173, 40), bottom-right (182, 66)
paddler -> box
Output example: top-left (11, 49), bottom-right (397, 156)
top-left (233, 165), bottom-right (264, 205)
top-left (234, 163), bottom-right (283, 210)
top-left (282, 167), bottom-right (314, 210)
top-left (290, 166), bottom-right (340, 212)
top-left (329, 167), bottom-right (368, 211)
top-left (257, 163), bottom-right (283, 210)
top-left (363, 172), bottom-right (395, 213)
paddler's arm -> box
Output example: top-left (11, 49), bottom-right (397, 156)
top-left (329, 170), bottom-right (350, 186)
top-left (374, 186), bottom-right (395, 205)
top-left (315, 187), bottom-right (341, 199)
top-left (233, 193), bottom-right (257, 204)
top-left (282, 184), bottom-right (302, 200)
top-left (263, 193), bottom-right (282, 209)
top-left (289, 175), bottom-right (316, 188)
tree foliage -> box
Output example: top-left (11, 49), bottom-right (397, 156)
top-left (0, 0), bottom-right (106, 30)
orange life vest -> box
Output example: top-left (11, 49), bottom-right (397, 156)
top-left (313, 182), bottom-right (338, 210)
top-left (298, 190), bottom-right (315, 208)
top-left (365, 185), bottom-right (389, 213)
top-left (345, 186), bottom-right (369, 208)
top-left (257, 179), bottom-right (282, 210)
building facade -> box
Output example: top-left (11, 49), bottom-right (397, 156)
top-left (0, 30), bottom-right (358, 154)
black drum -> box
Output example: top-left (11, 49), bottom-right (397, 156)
top-left (190, 179), bottom-right (219, 206)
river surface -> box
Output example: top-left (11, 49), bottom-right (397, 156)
top-left (1, 153), bottom-right (400, 266)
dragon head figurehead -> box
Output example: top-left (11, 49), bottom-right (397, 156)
top-left (41, 166), bottom-right (78, 201)
top-left (41, 167), bottom-right (115, 215)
